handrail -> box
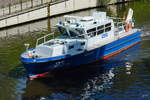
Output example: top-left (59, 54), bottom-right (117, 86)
top-left (109, 17), bottom-right (124, 20)
top-left (36, 32), bottom-right (54, 47)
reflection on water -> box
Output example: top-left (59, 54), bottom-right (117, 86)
top-left (22, 62), bottom-right (116, 100)
top-left (1, 0), bottom-right (150, 100)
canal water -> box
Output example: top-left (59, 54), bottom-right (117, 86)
top-left (0, 0), bottom-right (150, 100)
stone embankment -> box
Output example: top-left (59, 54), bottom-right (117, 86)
top-left (0, 0), bottom-right (128, 29)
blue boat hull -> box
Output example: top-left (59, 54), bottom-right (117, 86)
top-left (21, 31), bottom-right (141, 78)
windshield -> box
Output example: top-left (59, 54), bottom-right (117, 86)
top-left (69, 30), bottom-right (77, 37)
top-left (75, 28), bottom-right (84, 35)
top-left (58, 26), bottom-right (85, 38)
top-left (58, 27), bottom-right (68, 36)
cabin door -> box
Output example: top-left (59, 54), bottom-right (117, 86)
top-left (114, 32), bottom-right (119, 40)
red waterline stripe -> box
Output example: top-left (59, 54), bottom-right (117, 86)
top-left (29, 72), bottom-right (50, 80)
top-left (100, 41), bottom-right (140, 60)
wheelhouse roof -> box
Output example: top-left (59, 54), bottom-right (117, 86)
top-left (56, 12), bottom-right (113, 29)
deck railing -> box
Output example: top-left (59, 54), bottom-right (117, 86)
top-left (36, 32), bottom-right (55, 46)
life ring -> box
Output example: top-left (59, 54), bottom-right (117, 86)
top-left (126, 23), bottom-right (130, 32)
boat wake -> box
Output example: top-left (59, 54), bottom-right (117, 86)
top-left (141, 23), bottom-right (150, 40)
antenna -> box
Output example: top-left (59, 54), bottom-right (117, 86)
top-left (126, 8), bottom-right (133, 23)
top-left (24, 43), bottom-right (30, 52)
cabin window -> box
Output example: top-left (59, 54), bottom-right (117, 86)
top-left (97, 25), bottom-right (104, 30)
top-left (97, 25), bottom-right (104, 35)
top-left (87, 28), bottom-right (96, 33)
top-left (97, 30), bottom-right (104, 35)
top-left (105, 23), bottom-right (111, 32)
top-left (87, 28), bottom-right (96, 37)
top-left (69, 45), bottom-right (74, 49)
top-left (75, 28), bottom-right (84, 35)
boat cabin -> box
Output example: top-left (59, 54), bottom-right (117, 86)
top-left (56, 12), bottom-right (114, 39)
top-left (31, 12), bottom-right (127, 58)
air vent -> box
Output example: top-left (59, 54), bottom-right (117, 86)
top-left (93, 22), bottom-right (97, 24)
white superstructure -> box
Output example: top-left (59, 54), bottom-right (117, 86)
top-left (24, 9), bottom-right (136, 59)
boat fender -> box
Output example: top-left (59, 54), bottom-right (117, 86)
top-left (126, 23), bottom-right (130, 32)
top-left (27, 51), bottom-right (33, 58)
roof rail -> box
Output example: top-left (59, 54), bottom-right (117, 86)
top-left (36, 32), bottom-right (55, 47)
top-left (64, 15), bottom-right (82, 20)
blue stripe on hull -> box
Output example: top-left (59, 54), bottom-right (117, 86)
top-left (99, 31), bottom-right (141, 58)
top-left (22, 31), bottom-right (141, 76)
